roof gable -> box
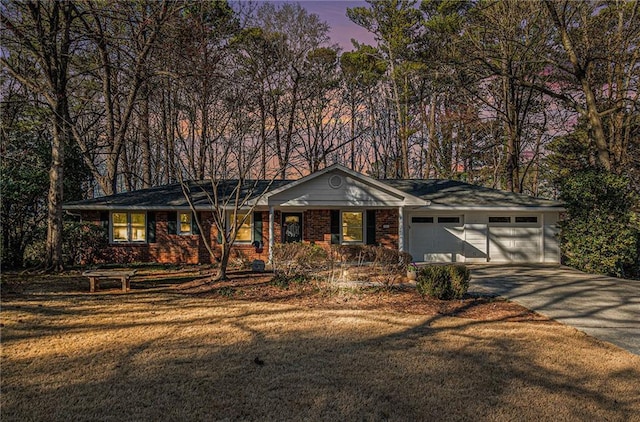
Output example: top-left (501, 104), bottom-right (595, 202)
top-left (256, 164), bottom-right (428, 207)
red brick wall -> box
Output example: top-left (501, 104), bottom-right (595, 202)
top-left (376, 209), bottom-right (399, 248)
top-left (80, 208), bottom-right (399, 265)
top-left (303, 210), bottom-right (331, 247)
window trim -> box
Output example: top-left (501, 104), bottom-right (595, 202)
top-left (341, 210), bottom-right (365, 244)
top-left (229, 211), bottom-right (253, 244)
top-left (178, 211), bottom-right (193, 235)
top-left (110, 211), bottom-right (147, 244)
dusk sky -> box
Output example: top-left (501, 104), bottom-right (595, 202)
top-left (276, 1), bottom-right (377, 50)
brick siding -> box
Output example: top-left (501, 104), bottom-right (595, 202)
top-left (80, 208), bottom-right (399, 265)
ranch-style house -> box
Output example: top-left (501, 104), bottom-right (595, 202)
top-left (63, 164), bottom-right (564, 265)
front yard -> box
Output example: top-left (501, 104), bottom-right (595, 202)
top-left (1, 269), bottom-right (639, 421)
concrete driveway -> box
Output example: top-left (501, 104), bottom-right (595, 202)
top-left (469, 264), bottom-right (640, 355)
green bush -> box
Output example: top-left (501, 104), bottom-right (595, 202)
top-left (416, 264), bottom-right (470, 300)
top-left (558, 170), bottom-right (640, 278)
top-left (62, 222), bottom-right (109, 266)
top-left (270, 272), bottom-right (309, 289)
top-left (24, 221), bottom-right (108, 267)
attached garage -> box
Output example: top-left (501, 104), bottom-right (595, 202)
top-left (386, 179), bottom-right (564, 264)
top-left (405, 211), bottom-right (561, 264)
top-left (488, 215), bottom-right (542, 262)
top-left (409, 215), bottom-right (464, 262)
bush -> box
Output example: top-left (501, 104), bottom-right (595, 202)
top-left (416, 264), bottom-right (470, 300)
top-left (333, 244), bottom-right (411, 269)
top-left (272, 242), bottom-right (328, 278)
top-left (558, 170), bottom-right (640, 278)
top-left (24, 221), bottom-right (108, 267)
top-left (62, 222), bottom-right (108, 266)
top-left (270, 272), bottom-right (309, 289)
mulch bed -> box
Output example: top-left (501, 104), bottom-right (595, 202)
top-left (171, 270), bottom-right (552, 323)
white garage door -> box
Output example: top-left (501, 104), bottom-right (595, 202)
top-left (409, 216), bottom-right (464, 262)
top-left (488, 216), bottom-right (541, 262)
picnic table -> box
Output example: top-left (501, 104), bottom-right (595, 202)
top-left (82, 270), bottom-right (137, 293)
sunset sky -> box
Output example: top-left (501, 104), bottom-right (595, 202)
top-left (276, 0), bottom-right (377, 50)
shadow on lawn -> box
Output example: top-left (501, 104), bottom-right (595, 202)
top-left (2, 296), bottom-right (639, 421)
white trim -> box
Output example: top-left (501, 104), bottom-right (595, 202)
top-left (340, 210), bottom-right (365, 244)
top-left (254, 164), bottom-right (428, 207)
top-left (268, 206), bottom-right (274, 263)
top-left (398, 206), bottom-right (405, 252)
top-left (110, 211), bottom-right (147, 244)
top-left (228, 211), bottom-right (253, 244)
top-left (423, 205), bottom-right (566, 212)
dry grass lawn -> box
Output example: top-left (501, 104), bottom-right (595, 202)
top-left (1, 269), bottom-right (639, 421)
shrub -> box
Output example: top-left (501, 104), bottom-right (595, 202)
top-left (272, 242), bottom-right (328, 278)
top-left (24, 221), bottom-right (108, 267)
top-left (416, 264), bottom-right (470, 300)
top-left (270, 272), bottom-right (309, 289)
top-left (62, 222), bottom-right (108, 266)
top-left (558, 170), bottom-right (640, 278)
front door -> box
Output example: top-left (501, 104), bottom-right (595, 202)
top-left (282, 213), bottom-right (303, 243)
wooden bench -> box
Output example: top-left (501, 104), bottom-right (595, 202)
top-left (82, 270), bottom-right (137, 293)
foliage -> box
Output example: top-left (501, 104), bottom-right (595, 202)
top-left (416, 264), bottom-right (470, 300)
top-left (24, 222), bottom-right (108, 268)
top-left (61, 222), bottom-right (109, 267)
top-left (334, 244), bottom-right (411, 268)
top-left (270, 272), bottom-right (310, 289)
top-left (558, 170), bottom-right (639, 278)
top-left (216, 286), bottom-right (236, 298)
top-left (0, 88), bottom-right (90, 269)
top-left (272, 242), bottom-right (329, 278)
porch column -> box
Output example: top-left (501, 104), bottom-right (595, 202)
top-left (398, 206), bottom-right (405, 252)
top-left (268, 206), bottom-right (275, 263)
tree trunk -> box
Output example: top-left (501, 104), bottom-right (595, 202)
top-left (426, 93), bottom-right (437, 179)
top-left (141, 82), bottom-right (152, 188)
top-left (214, 242), bottom-right (231, 281)
top-left (46, 109), bottom-right (66, 271)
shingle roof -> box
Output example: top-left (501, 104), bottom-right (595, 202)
top-left (384, 179), bottom-right (563, 208)
top-left (63, 179), bottom-right (293, 210)
top-left (64, 176), bottom-right (562, 210)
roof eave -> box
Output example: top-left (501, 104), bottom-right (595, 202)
top-left (422, 205), bottom-right (566, 212)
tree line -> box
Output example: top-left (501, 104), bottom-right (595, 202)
top-left (1, 0), bottom-right (638, 274)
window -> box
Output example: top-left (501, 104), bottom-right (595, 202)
top-left (438, 216), bottom-right (460, 224)
top-left (412, 217), bottom-right (434, 223)
top-left (342, 211), bottom-right (363, 242)
top-left (111, 212), bottom-right (146, 242)
top-left (489, 216), bottom-right (511, 223)
top-left (233, 212), bottom-right (252, 242)
top-left (179, 212), bottom-right (192, 235)
top-left (515, 216), bottom-right (538, 223)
